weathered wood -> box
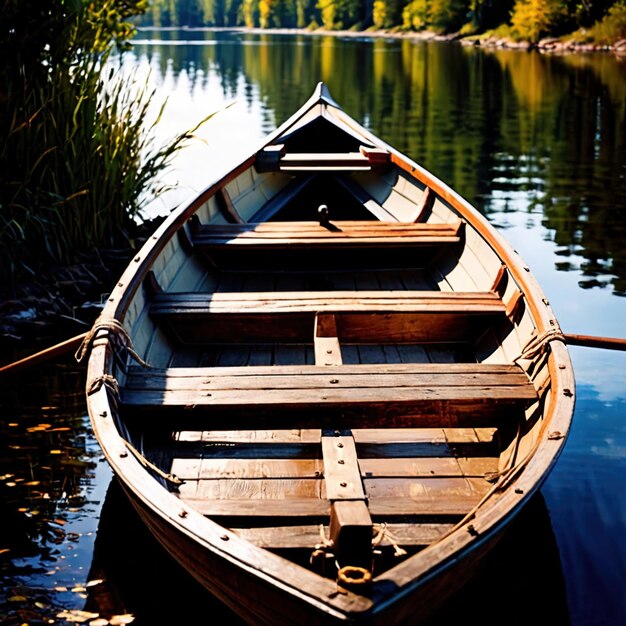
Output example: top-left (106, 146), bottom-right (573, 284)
top-left (232, 522), bottom-right (454, 549)
top-left (321, 429), bottom-right (372, 568)
top-left (0, 332), bottom-right (88, 375)
top-left (150, 290), bottom-right (507, 344)
top-left (182, 475), bottom-right (487, 518)
top-left (315, 313), bottom-right (343, 366)
top-left (121, 363), bottom-right (536, 429)
top-left (191, 220), bottom-right (463, 270)
top-left (216, 187), bottom-right (243, 224)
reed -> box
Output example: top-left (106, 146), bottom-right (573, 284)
top-left (0, 0), bottom-right (205, 290)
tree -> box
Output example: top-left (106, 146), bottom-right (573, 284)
top-left (510, 0), bottom-right (568, 41)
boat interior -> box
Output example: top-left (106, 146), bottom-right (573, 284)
top-left (110, 99), bottom-right (551, 587)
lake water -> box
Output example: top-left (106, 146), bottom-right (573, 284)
top-left (1, 29), bottom-right (625, 625)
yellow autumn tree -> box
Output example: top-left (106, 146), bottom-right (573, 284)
top-left (510, 0), bottom-right (567, 42)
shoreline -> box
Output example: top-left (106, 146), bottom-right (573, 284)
top-left (136, 25), bottom-right (626, 55)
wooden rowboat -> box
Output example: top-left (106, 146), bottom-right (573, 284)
top-left (83, 83), bottom-right (575, 625)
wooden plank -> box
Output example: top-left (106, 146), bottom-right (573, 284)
top-left (314, 313), bottom-right (343, 366)
top-left (150, 290), bottom-right (506, 344)
top-left (182, 476), bottom-right (486, 517)
top-left (255, 150), bottom-right (389, 172)
top-left (123, 364), bottom-right (535, 431)
top-left (321, 428), bottom-right (372, 570)
top-left (322, 431), bottom-right (365, 501)
top-left (173, 455), bottom-right (496, 481)
top-left (231, 522), bottom-right (454, 549)
top-left (192, 220), bottom-right (461, 241)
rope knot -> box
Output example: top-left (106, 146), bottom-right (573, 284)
top-left (76, 317), bottom-right (150, 368)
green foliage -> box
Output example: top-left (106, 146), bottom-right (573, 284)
top-left (574, 0), bottom-right (626, 42)
top-left (138, 0), bottom-right (625, 42)
top-left (0, 0), bottom-right (205, 286)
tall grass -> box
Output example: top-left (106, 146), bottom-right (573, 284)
top-left (0, 0), bottom-right (205, 289)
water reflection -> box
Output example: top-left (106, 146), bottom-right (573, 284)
top-left (0, 362), bottom-right (111, 625)
top-left (88, 480), bottom-right (568, 626)
top-left (132, 30), bottom-right (626, 295)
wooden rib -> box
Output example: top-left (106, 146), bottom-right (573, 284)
top-left (216, 187), bottom-right (243, 224)
top-left (412, 187), bottom-right (434, 223)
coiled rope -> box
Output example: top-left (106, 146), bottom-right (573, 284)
top-left (515, 327), bottom-right (566, 362)
top-left (75, 317), bottom-right (150, 368)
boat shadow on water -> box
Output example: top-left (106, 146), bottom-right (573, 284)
top-left (87, 478), bottom-right (570, 625)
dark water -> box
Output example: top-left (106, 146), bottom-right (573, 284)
top-left (1, 30), bottom-right (626, 625)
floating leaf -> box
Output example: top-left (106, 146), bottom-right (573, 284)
top-left (89, 619), bottom-right (109, 626)
top-left (56, 609), bottom-right (100, 623)
top-left (71, 585), bottom-right (87, 593)
top-left (50, 450), bottom-right (63, 455)
top-left (55, 586), bottom-right (69, 592)
top-left (86, 579), bottom-right (105, 587)
top-left (0, 548), bottom-right (11, 555)
top-left (9, 595), bottom-right (27, 602)
top-left (109, 615), bottom-right (135, 625)
top-left (24, 480), bottom-right (41, 486)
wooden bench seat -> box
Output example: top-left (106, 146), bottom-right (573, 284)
top-left (121, 362), bottom-right (537, 429)
top-left (190, 220), bottom-right (463, 270)
top-left (150, 290), bottom-right (506, 344)
top-left (255, 148), bottom-right (390, 172)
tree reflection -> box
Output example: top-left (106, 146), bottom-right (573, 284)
top-left (132, 32), bottom-right (626, 294)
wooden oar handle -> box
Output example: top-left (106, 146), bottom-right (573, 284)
top-left (564, 333), bottom-right (626, 352)
top-left (0, 332), bottom-right (88, 376)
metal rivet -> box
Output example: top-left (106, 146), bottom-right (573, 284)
top-left (119, 451), bottom-right (128, 458)
top-left (338, 460), bottom-right (345, 465)
top-left (558, 364), bottom-right (566, 369)
top-left (340, 482), bottom-right (347, 487)
top-left (548, 431), bottom-right (564, 440)
top-left (220, 534), bottom-right (229, 541)
top-left (330, 379), bottom-right (339, 384)
top-left (563, 388), bottom-right (573, 397)
top-left (326, 349), bottom-right (333, 354)
top-left (515, 488), bottom-right (524, 494)
top-left (337, 442), bottom-right (344, 448)
top-left (99, 411), bottom-right (107, 418)
top-left (179, 510), bottom-right (188, 518)
top-left (467, 524), bottom-right (479, 536)
top-left (134, 256), bottom-right (141, 262)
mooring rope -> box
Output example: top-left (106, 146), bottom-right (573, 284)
top-left (515, 327), bottom-right (566, 362)
top-left (75, 317), bottom-right (150, 368)
top-left (372, 522), bottom-right (407, 558)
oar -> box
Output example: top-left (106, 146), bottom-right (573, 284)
top-left (1, 329), bottom-right (624, 378)
top-left (0, 332), bottom-right (88, 376)
top-left (562, 333), bottom-right (626, 352)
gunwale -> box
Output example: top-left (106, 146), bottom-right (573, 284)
top-left (85, 82), bottom-right (575, 624)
